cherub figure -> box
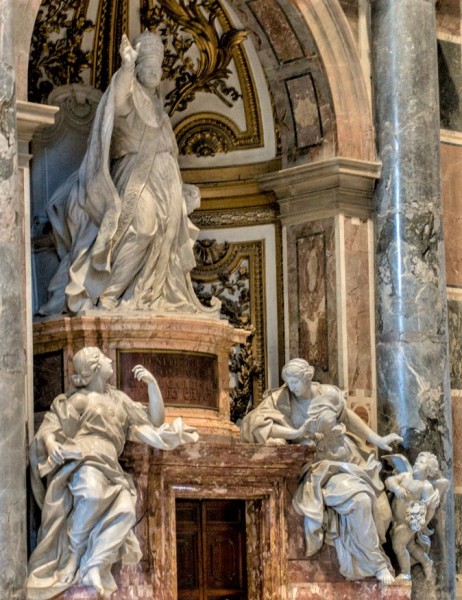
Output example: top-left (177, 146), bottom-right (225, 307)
top-left (384, 452), bottom-right (449, 582)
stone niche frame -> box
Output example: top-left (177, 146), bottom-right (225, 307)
top-left (145, 441), bottom-right (314, 600)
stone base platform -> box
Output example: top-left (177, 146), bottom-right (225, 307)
top-left (48, 441), bottom-right (412, 600)
top-left (33, 314), bottom-right (248, 436)
top-left (289, 581), bottom-right (412, 600)
top-left (59, 581), bottom-right (412, 600)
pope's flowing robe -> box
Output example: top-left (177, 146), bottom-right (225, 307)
top-left (40, 66), bottom-right (217, 315)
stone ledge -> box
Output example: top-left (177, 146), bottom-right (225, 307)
top-left (289, 580), bottom-right (412, 600)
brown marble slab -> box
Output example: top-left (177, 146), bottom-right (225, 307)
top-left (118, 350), bottom-right (219, 410)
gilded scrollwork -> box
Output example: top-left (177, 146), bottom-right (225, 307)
top-left (229, 331), bottom-right (261, 423)
top-left (140, 0), bottom-right (247, 115)
top-left (141, 0), bottom-right (263, 155)
top-left (29, 0), bottom-right (94, 104)
top-left (29, 0), bottom-right (264, 156)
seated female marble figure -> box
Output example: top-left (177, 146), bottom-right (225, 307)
top-left (27, 346), bottom-right (199, 599)
top-left (240, 358), bottom-right (402, 584)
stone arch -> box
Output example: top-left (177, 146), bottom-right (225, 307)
top-left (293, 0), bottom-right (376, 161)
top-left (13, 0), bottom-right (43, 101)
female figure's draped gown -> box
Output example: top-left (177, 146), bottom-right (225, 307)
top-left (241, 384), bottom-right (392, 580)
top-left (27, 386), bottom-right (198, 599)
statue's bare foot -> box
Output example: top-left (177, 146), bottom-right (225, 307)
top-left (82, 566), bottom-right (105, 597)
top-left (56, 554), bottom-right (79, 583)
top-left (377, 567), bottom-right (395, 585)
top-left (396, 573), bottom-right (412, 581)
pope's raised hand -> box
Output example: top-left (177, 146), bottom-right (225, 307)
top-left (120, 33), bottom-right (140, 67)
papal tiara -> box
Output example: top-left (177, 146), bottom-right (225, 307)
top-left (133, 29), bottom-right (164, 62)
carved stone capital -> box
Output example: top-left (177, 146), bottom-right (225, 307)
top-left (16, 100), bottom-right (59, 161)
top-left (258, 157), bottom-right (381, 224)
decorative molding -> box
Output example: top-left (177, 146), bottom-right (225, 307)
top-left (191, 206), bottom-right (278, 229)
top-left (33, 85), bottom-right (103, 145)
top-left (16, 101), bottom-right (59, 144)
top-left (259, 157), bottom-right (381, 223)
top-left (440, 129), bottom-right (462, 146)
top-left (293, 0), bottom-right (376, 161)
top-left (447, 286), bottom-right (462, 301)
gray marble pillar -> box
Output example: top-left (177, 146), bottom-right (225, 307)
top-left (0, 0), bottom-right (27, 598)
top-left (371, 1), bottom-right (455, 598)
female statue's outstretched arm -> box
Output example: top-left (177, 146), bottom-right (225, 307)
top-left (132, 364), bottom-right (165, 427)
top-left (342, 407), bottom-right (402, 451)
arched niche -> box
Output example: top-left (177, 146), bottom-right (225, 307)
top-left (17, 0), bottom-right (375, 167)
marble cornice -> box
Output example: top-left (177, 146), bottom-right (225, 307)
top-left (16, 100), bottom-right (59, 144)
top-left (258, 157), bottom-right (381, 223)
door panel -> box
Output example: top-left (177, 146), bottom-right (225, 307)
top-left (176, 499), bottom-right (247, 600)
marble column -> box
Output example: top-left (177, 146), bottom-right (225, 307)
top-left (371, 1), bottom-right (455, 598)
top-left (0, 0), bottom-right (27, 598)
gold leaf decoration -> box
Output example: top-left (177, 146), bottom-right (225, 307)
top-left (29, 0), bottom-right (94, 103)
top-left (141, 0), bottom-right (247, 115)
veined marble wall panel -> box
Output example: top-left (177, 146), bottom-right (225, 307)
top-left (285, 214), bottom-right (376, 429)
top-left (235, 0), bottom-right (336, 165)
top-left (286, 218), bottom-right (338, 385)
top-left (297, 233), bottom-right (328, 371)
top-left (344, 216), bottom-right (373, 395)
top-left (452, 391), bottom-right (462, 490)
top-left (442, 142), bottom-right (462, 286)
top-left (436, 0), bottom-right (461, 37)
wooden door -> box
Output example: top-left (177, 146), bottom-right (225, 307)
top-left (176, 499), bottom-right (247, 600)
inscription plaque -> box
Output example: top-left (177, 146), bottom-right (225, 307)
top-left (118, 350), bottom-right (219, 410)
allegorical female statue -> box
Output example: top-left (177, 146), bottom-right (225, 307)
top-left (27, 346), bottom-right (199, 599)
top-left (39, 30), bottom-right (219, 316)
top-left (240, 358), bottom-right (403, 584)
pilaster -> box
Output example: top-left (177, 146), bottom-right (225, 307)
top-left (259, 158), bottom-right (381, 430)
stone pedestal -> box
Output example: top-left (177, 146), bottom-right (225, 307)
top-left (32, 313), bottom-right (411, 600)
top-left (33, 314), bottom-right (248, 437)
top-left (51, 439), bottom-right (412, 600)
